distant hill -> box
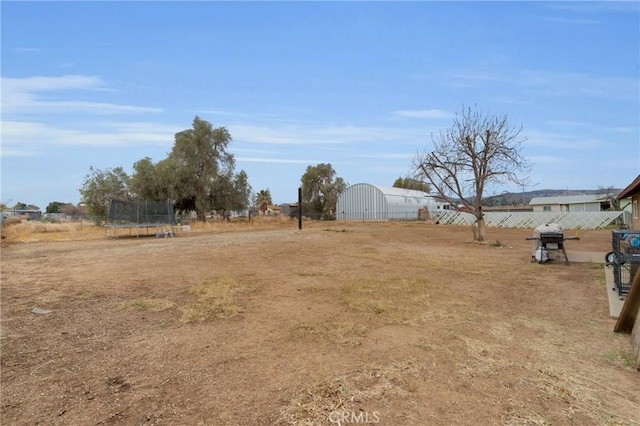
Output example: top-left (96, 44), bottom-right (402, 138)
top-left (483, 189), bottom-right (621, 206)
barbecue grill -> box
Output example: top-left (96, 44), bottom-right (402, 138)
top-left (607, 229), bottom-right (640, 298)
top-left (526, 223), bottom-right (579, 265)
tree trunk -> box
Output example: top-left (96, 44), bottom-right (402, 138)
top-left (476, 217), bottom-right (487, 241)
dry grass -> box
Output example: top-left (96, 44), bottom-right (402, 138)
top-left (180, 276), bottom-right (257, 323)
top-left (123, 298), bottom-right (175, 312)
top-left (293, 321), bottom-right (369, 345)
top-left (186, 215), bottom-right (295, 231)
top-left (278, 358), bottom-right (422, 425)
top-left (1, 220), bottom-right (103, 242)
top-left (601, 349), bottom-right (638, 369)
top-left (1, 215), bottom-right (298, 243)
top-left (2, 222), bottom-right (637, 425)
top-left (524, 367), bottom-right (640, 425)
top-left (341, 277), bottom-right (430, 325)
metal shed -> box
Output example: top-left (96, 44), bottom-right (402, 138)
top-left (336, 183), bottom-right (442, 221)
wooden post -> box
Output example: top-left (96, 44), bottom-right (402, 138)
top-left (298, 187), bottom-right (302, 230)
top-left (614, 268), bottom-right (640, 333)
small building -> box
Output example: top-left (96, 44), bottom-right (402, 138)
top-left (2, 209), bottom-right (42, 220)
top-left (264, 205), bottom-right (281, 216)
top-left (529, 194), bottom-right (610, 213)
top-left (617, 175), bottom-right (640, 230)
top-left (336, 183), bottom-right (449, 221)
top-left (614, 175), bottom-right (640, 369)
top-left (279, 203), bottom-right (297, 217)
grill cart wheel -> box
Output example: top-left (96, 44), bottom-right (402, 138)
top-left (605, 251), bottom-right (616, 265)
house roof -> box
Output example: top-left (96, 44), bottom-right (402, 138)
top-left (529, 194), bottom-right (607, 206)
top-left (617, 175), bottom-right (640, 200)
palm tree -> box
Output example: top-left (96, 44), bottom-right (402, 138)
top-left (256, 189), bottom-right (272, 215)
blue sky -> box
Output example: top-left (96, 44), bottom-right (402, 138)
top-left (2, 1), bottom-right (639, 209)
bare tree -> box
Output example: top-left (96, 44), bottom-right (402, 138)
top-left (412, 105), bottom-right (530, 241)
top-left (598, 185), bottom-right (621, 211)
top-left (60, 203), bottom-right (82, 219)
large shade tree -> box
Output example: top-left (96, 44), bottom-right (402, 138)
top-left (80, 117), bottom-right (251, 222)
top-left (412, 105), bottom-right (530, 241)
top-left (79, 166), bottom-right (131, 221)
top-left (168, 116), bottom-right (236, 221)
top-left (301, 163), bottom-right (347, 220)
top-left (130, 117), bottom-right (251, 221)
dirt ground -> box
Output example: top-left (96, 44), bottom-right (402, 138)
top-left (1, 221), bottom-right (639, 425)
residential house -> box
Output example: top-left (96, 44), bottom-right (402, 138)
top-left (617, 175), bottom-right (640, 230)
top-left (529, 194), bottom-right (611, 213)
top-left (614, 174), bottom-right (640, 369)
top-left (264, 205), bottom-right (281, 216)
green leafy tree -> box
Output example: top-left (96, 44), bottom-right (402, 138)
top-left (45, 201), bottom-right (66, 214)
top-left (231, 170), bottom-right (252, 213)
top-left (165, 116), bottom-right (235, 221)
top-left (128, 117), bottom-right (250, 221)
top-left (392, 177), bottom-right (431, 193)
top-left (11, 202), bottom-right (40, 210)
top-left (130, 157), bottom-right (167, 201)
top-left (301, 163), bottom-right (347, 220)
top-left (206, 170), bottom-right (252, 220)
top-left (256, 189), bottom-right (273, 214)
top-left (412, 105), bottom-right (530, 241)
top-left (79, 166), bottom-right (131, 222)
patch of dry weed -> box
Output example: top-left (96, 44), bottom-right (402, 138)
top-left (278, 358), bottom-right (422, 424)
top-left (180, 276), bottom-right (257, 323)
top-left (293, 321), bottom-right (368, 345)
top-left (341, 277), bottom-right (430, 324)
top-left (123, 298), bottom-right (175, 312)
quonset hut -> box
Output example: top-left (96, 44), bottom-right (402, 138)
top-left (336, 183), bottom-right (447, 221)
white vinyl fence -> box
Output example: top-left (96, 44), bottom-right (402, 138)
top-left (435, 210), bottom-right (627, 229)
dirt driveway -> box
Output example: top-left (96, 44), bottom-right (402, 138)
top-left (1, 222), bottom-right (638, 425)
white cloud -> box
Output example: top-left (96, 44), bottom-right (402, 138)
top-left (11, 47), bottom-right (44, 53)
top-left (236, 157), bottom-right (320, 164)
top-left (199, 109), bottom-right (254, 118)
top-left (542, 17), bottom-right (599, 25)
top-left (527, 155), bottom-right (564, 164)
top-left (445, 71), bottom-right (506, 82)
top-left (5, 75), bottom-right (102, 91)
top-left (489, 96), bottom-right (535, 105)
top-left (546, 2), bottom-right (640, 14)
top-left (230, 123), bottom-right (409, 146)
top-left (393, 109), bottom-right (454, 119)
top-left (1, 75), bottom-right (162, 115)
top-left (356, 152), bottom-right (413, 160)
top-left (445, 68), bottom-right (639, 102)
top-left (0, 120), bottom-right (175, 156)
top-left (546, 120), bottom-right (639, 134)
top-left (525, 129), bottom-right (605, 150)
top-left (520, 71), bottom-right (638, 102)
